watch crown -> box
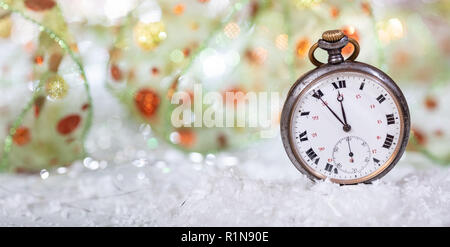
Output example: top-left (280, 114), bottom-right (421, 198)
top-left (322, 30), bottom-right (345, 42)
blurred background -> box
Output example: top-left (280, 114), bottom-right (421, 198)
top-left (0, 0), bottom-right (449, 226)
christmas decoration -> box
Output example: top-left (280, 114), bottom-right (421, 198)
top-left (106, 0), bottom-right (449, 163)
top-left (0, 0), bottom-right (92, 173)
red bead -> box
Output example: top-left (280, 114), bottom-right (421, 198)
top-left (134, 88), bottom-right (160, 118)
top-left (57, 114), bottom-right (81, 135)
top-left (13, 127), bottom-right (31, 146)
top-left (110, 64), bottom-right (123, 81)
top-left (24, 0), bottom-right (56, 12)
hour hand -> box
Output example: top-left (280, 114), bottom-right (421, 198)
top-left (314, 89), bottom-right (346, 127)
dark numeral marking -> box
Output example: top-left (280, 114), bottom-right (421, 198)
top-left (359, 82), bottom-right (365, 90)
top-left (314, 158), bottom-right (320, 165)
top-left (300, 111), bottom-right (310, 116)
top-left (386, 114), bottom-right (395, 125)
top-left (325, 163), bottom-right (333, 172)
top-left (312, 89), bottom-right (324, 99)
top-left (306, 148), bottom-right (318, 160)
top-left (332, 80), bottom-right (346, 89)
top-left (299, 131), bottom-right (308, 142)
top-left (373, 158), bottom-right (380, 163)
top-left (376, 94), bottom-right (386, 104)
top-left (382, 134), bottom-right (394, 149)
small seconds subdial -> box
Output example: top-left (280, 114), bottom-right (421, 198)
top-left (332, 136), bottom-right (371, 174)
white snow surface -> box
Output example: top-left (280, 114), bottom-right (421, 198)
top-left (1, 135), bottom-right (449, 226)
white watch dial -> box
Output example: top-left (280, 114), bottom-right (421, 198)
top-left (290, 71), bottom-right (403, 182)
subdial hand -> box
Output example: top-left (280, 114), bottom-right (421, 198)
top-left (314, 89), bottom-right (346, 127)
top-left (337, 91), bottom-right (351, 132)
top-left (346, 136), bottom-right (354, 163)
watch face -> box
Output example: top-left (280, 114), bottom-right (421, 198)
top-left (288, 70), bottom-right (407, 184)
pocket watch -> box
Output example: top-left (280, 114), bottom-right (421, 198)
top-left (280, 30), bottom-right (410, 185)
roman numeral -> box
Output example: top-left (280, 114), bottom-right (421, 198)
top-left (300, 111), bottom-right (310, 116)
top-left (306, 148), bottom-right (317, 161)
top-left (386, 114), bottom-right (395, 125)
top-left (314, 158), bottom-right (320, 165)
top-left (376, 94), bottom-right (386, 104)
top-left (325, 163), bottom-right (333, 172)
top-left (382, 134), bottom-right (394, 149)
top-left (299, 131), bottom-right (308, 142)
top-left (359, 82), bottom-right (365, 90)
top-left (312, 89), bottom-right (324, 99)
top-left (332, 80), bottom-right (346, 89)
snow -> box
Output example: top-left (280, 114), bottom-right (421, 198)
top-left (1, 135), bottom-right (449, 226)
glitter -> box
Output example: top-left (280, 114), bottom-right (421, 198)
top-left (173, 4), bottom-right (185, 15)
top-left (295, 38), bottom-right (310, 58)
top-left (189, 152), bottom-right (203, 163)
top-left (147, 138), bottom-right (158, 149)
top-left (205, 153), bottom-right (216, 166)
top-left (275, 34), bottom-right (288, 50)
top-left (133, 21), bottom-right (166, 51)
top-left (56, 167), bottom-right (67, 174)
top-left (88, 161), bottom-right (99, 170)
top-left (224, 22), bottom-right (240, 39)
top-left (46, 75), bottom-right (69, 100)
top-left (387, 18), bottom-right (404, 39)
top-left (40, 169), bottom-right (49, 179)
top-left (83, 157), bottom-right (92, 167)
top-left (170, 131), bottom-right (181, 144)
top-left (133, 158), bottom-right (147, 168)
top-left (139, 124), bottom-right (152, 136)
top-left (170, 49), bottom-right (184, 63)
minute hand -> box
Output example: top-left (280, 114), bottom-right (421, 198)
top-left (337, 91), bottom-right (351, 132)
top-left (314, 90), bottom-right (345, 126)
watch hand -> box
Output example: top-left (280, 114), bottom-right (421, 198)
top-left (337, 91), bottom-right (351, 132)
top-left (314, 90), bottom-right (345, 126)
top-left (346, 136), bottom-right (354, 163)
